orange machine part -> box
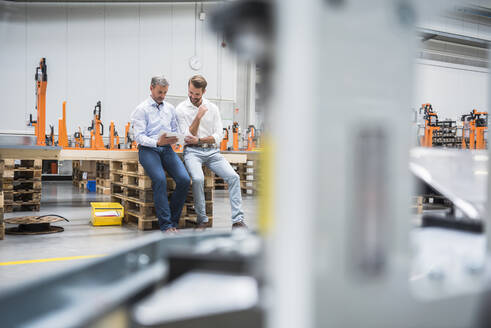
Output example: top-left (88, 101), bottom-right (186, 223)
top-left (232, 122), bottom-right (239, 151)
top-left (74, 127), bottom-right (84, 148)
top-left (88, 101), bottom-right (105, 150)
top-left (421, 104), bottom-right (439, 148)
top-left (58, 101), bottom-right (68, 148)
top-left (109, 121), bottom-right (116, 150)
top-left (220, 128), bottom-right (229, 151)
top-left (469, 121), bottom-right (476, 149)
top-left (50, 162), bottom-right (57, 174)
top-left (473, 109), bottom-right (487, 150)
top-left (246, 125), bottom-right (256, 151)
top-left (35, 58), bottom-right (48, 146)
top-left (124, 122), bottom-right (138, 149)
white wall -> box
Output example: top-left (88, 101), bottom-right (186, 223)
top-left (0, 1), bottom-right (238, 136)
top-left (413, 59), bottom-right (489, 121)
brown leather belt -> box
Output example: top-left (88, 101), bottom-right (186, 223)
top-left (185, 144), bottom-right (218, 149)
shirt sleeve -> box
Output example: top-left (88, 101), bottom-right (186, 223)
top-left (130, 106), bottom-right (158, 147)
top-left (170, 106), bottom-right (179, 133)
top-left (176, 105), bottom-right (193, 137)
top-left (211, 106), bottom-right (223, 144)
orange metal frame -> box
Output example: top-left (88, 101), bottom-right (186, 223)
top-left (32, 58), bottom-right (48, 146)
top-left (246, 125), bottom-right (256, 151)
top-left (232, 122), bottom-right (239, 151)
top-left (461, 109), bottom-right (487, 150)
top-left (220, 127), bottom-right (229, 151)
top-left (420, 104), bottom-right (439, 148)
top-left (58, 101), bottom-right (68, 148)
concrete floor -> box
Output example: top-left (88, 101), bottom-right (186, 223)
top-left (0, 181), bottom-right (257, 290)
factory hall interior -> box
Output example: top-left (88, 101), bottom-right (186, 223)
top-left (1, 0), bottom-right (491, 327)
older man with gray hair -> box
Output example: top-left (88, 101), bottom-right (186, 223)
top-left (130, 76), bottom-right (190, 233)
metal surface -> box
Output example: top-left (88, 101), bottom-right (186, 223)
top-left (0, 231), bottom-right (250, 328)
top-left (0, 134), bottom-right (59, 149)
top-left (269, 0), bottom-right (491, 327)
top-left (419, 27), bottom-right (490, 48)
top-left (410, 147), bottom-right (487, 220)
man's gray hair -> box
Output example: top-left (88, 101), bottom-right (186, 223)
top-left (151, 76), bottom-right (169, 88)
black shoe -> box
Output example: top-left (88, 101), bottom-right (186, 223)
top-left (195, 222), bottom-right (209, 230)
top-left (232, 220), bottom-right (248, 229)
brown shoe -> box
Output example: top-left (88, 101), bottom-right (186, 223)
top-left (232, 220), bottom-right (248, 229)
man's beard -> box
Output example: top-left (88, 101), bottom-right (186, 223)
top-left (190, 96), bottom-right (201, 106)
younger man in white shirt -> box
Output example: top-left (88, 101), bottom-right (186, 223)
top-left (176, 75), bottom-right (246, 229)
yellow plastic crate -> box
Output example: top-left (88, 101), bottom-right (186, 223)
top-left (90, 202), bottom-right (124, 226)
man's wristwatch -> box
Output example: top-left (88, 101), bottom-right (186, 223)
top-left (198, 138), bottom-right (201, 145)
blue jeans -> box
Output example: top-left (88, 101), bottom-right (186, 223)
top-left (138, 145), bottom-right (190, 231)
top-left (184, 147), bottom-right (244, 224)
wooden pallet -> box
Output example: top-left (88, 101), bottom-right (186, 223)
top-left (13, 180), bottom-right (42, 190)
top-left (241, 180), bottom-right (258, 195)
top-left (3, 191), bottom-right (13, 202)
top-left (183, 201), bottom-right (213, 216)
top-left (96, 178), bottom-right (111, 188)
top-left (96, 185), bottom-right (111, 195)
top-left (4, 202), bottom-right (40, 213)
top-left (122, 161), bottom-right (146, 175)
top-left (2, 178), bottom-right (13, 190)
top-left (124, 186), bottom-right (154, 202)
top-left (122, 174), bottom-right (152, 189)
top-left (3, 159), bottom-right (42, 169)
top-left (11, 169), bottom-right (42, 180)
top-left (96, 161), bottom-right (110, 179)
top-left (185, 188), bottom-right (214, 202)
top-left (13, 190), bottom-right (41, 202)
top-left (125, 211), bottom-right (158, 230)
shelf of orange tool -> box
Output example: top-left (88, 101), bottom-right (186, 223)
top-left (420, 103), bottom-right (440, 148)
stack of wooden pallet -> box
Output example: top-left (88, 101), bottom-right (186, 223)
top-left (238, 160), bottom-right (258, 195)
top-left (72, 160), bottom-right (81, 187)
top-left (214, 173), bottom-right (228, 191)
top-left (110, 160), bottom-right (155, 230)
top-left (109, 160), bottom-right (214, 230)
top-left (95, 161), bottom-right (111, 195)
top-left (213, 159), bottom-right (259, 196)
top-left (3, 159), bottom-right (42, 212)
top-left (72, 160), bottom-right (97, 191)
top-left (0, 160), bottom-right (4, 240)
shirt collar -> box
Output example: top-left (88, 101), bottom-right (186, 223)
top-left (186, 97), bottom-right (207, 109)
top-left (148, 96), bottom-right (164, 111)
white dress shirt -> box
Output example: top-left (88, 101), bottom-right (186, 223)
top-left (176, 97), bottom-right (223, 143)
top-left (130, 97), bottom-right (179, 148)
